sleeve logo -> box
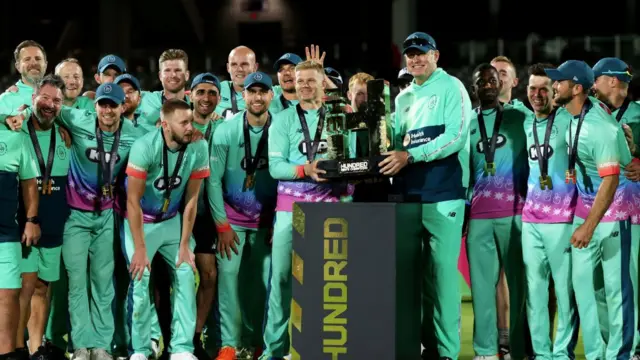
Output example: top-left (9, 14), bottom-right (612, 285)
top-left (0, 142), bottom-right (6, 156)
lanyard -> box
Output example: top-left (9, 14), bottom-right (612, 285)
top-left (566, 99), bottom-right (591, 184)
top-left (27, 118), bottom-right (56, 195)
top-left (95, 117), bottom-right (122, 199)
top-left (242, 112), bottom-right (271, 191)
top-left (532, 109), bottom-right (556, 190)
top-left (158, 129), bottom-right (187, 221)
top-left (229, 82), bottom-right (238, 114)
top-left (615, 98), bottom-right (631, 122)
top-left (296, 104), bottom-right (326, 163)
top-left (476, 106), bottom-right (503, 175)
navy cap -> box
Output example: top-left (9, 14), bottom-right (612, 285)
top-left (398, 67), bottom-right (413, 80)
top-left (593, 57), bottom-right (633, 83)
top-left (98, 54), bottom-right (126, 74)
top-left (190, 73), bottom-right (221, 91)
top-left (325, 67), bottom-right (343, 86)
top-left (94, 83), bottom-right (125, 104)
top-left (273, 53), bottom-right (302, 71)
top-left (544, 60), bottom-right (595, 89)
top-left (244, 71), bottom-right (273, 90)
top-left (402, 32), bottom-right (437, 54)
top-left (114, 74), bottom-right (141, 92)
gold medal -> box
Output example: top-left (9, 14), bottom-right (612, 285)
top-left (42, 179), bottom-right (53, 195)
top-left (539, 175), bottom-right (553, 190)
top-left (162, 198), bottom-right (170, 213)
top-left (244, 174), bottom-right (256, 190)
top-left (102, 184), bottom-right (113, 198)
top-left (565, 169), bottom-right (576, 184)
top-left (484, 162), bottom-right (496, 176)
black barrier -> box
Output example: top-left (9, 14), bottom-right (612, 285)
top-left (290, 202), bottom-right (423, 359)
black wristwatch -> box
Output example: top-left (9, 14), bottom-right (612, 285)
top-left (26, 216), bottom-right (40, 225)
top-left (407, 155), bottom-right (415, 164)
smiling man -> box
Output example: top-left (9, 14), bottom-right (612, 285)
top-left (466, 63), bottom-right (530, 360)
top-left (216, 46), bottom-right (259, 119)
top-left (0, 41), bottom-right (48, 113)
top-left (269, 53), bottom-right (301, 114)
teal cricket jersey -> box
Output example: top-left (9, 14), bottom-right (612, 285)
top-left (16, 119), bottom-right (71, 247)
top-left (268, 105), bottom-right (354, 212)
top-left (55, 107), bottom-right (149, 212)
top-left (269, 85), bottom-right (299, 114)
top-left (0, 80), bottom-right (34, 115)
top-left (68, 96), bottom-right (95, 112)
top-left (393, 68), bottom-right (473, 203)
top-left (215, 80), bottom-right (245, 118)
top-left (522, 107), bottom-right (577, 223)
top-left (613, 99), bottom-right (640, 159)
top-left (566, 98), bottom-right (633, 222)
top-left (0, 128), bottom-right (39, 242)
top-left (192, 119), bottom-right (222, 216)
top-left (125, 129), bottom-right (210, 223)
top-left (137, 91), bottom-right (191, 128)
top-left (469, 104), bottom-right (529, 219)
top-left (207, 110), bottom-right (278, 231)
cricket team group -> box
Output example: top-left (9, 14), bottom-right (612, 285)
top-left (0, 29), bottom-right (639, 360)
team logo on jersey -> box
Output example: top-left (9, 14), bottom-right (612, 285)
top-left (85, 148), bottom-right (121, 163)
top-left (528, 144), bottom-right (555, 161)
top-left (427, 95), bottom-right (438, 109)
top-left (298, 139), bottom-right (329, 155)
top-left (154, 176), bottom-right (183, 190)
top-left (240, 156), bottom-right (269, 170)
top-left (56, 146), bottom-right (67, 160)
top-left (0, 142), bottom-right (6, 156)
top-left (475, 135), bottom-right (507, 153)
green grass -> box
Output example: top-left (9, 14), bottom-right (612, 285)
top-left (459, 301), bottom-right (586, 360)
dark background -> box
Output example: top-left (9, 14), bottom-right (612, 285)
top-left (2, 0), bottom-right (640, 101)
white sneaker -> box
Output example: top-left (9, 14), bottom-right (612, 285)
top-left (150, 339), bottom-right (160, 360)
top-left (169, 353), bottom-right (198, 360)
top-left (472, 356), bottom-right (499, 360)
top-left (130, 354), bottom-right (148, 360)
top-left (71, 349), bottom-right (91, 360)
top-left (90, 349), bottom-right (113, 360)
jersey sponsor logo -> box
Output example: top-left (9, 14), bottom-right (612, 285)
top-left (298, 139), bottom-right (329, 155)
top-left (85, 148), bottom-right (121, 163)
top-left (154, 176), bottom-right (183, 190)
top-left (404, 125), bottom-right (444, 149)
top-left (0, 142), bottom-right (6, 156)
top-left (528, 144), bottom-right (554, 161)
top-left (427, 95), bottom-right (439, 109)
top-left (56, 145), bottom-right (67, 160)
top-left (240, 156), bottom-right (269, 170)
top-left (475, 134), bottom-right (507, 153)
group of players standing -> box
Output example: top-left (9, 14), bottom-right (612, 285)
top-left (0, 29), bottom-right (640, 360)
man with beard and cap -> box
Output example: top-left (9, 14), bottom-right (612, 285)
top-left (124, 99), bottom-right (209, 360)
top-left (466, 63), bottom-right (530, 360)
top-left (82, 55), bottom-right (127, 100)
top-left (545, 60), bottom-right (635, 360)
top-left (137, 50), bottom-right (192, 128)
top-left (8, 75), bottom-right (70, 360)
top-left (0, 92), bottom-right (40, 360)
top-left (186, 73), bottom-right (222, 360)
top-left (269, 53), bottom-right (302, 114)
top-left (115, 74), bottom-right (145, 127)
top-left (207, 71), bottom-right (277, 360)
top-left (382, 32), bottom-right (472, 360)
top-left (0, 41), bottom-right (48, 113)
top-left (216, 46), bottom-right (258, 119)
top-left (521, 63), bottom-right (579, 360)
top-left (55, 59), bottom-right (94, 111)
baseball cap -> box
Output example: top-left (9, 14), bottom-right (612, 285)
top-left (593, 57), bottom-right (633, 83)
top-left (98, 54), bottom-right (127, 74)
top-left (94, 83), bottom-right (125, 104)
top-left (325, 67), bottom-right (343, 87)
top-left (273, 53), bottom-right (302, 71)
top-left (114, 74), bottom-right (141, 92)
top-left (190, 73), bottom-right (221, 91)
top-left (398, 67), bottom-right (413, 80)
top-left (544, 60), bottom-right (595, 89)
top-left (244, 71), bottom-right (273, 90)
top-left (402, 32), bottom-right (437, 54)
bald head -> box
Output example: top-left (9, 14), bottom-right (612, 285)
top-left (227, 46), bottom-right (258, 90)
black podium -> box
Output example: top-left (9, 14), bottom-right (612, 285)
top-left (290, 202), bottom-right (422, 360)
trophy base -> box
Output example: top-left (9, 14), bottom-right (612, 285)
top-left (317, 155), bottom-right (389, 179)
